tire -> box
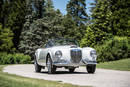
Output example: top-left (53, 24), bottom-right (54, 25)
top-left (34, 58), bottom-right (42, 72)
top-left (46, 55), bottom-right (56, 74)
top-left (69, 68), bottom-right (75, 73)
top-left (86, 65), bottom-right (96, 74)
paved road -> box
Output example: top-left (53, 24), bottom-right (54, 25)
top-left (3, 64), bottom-right (130, 87)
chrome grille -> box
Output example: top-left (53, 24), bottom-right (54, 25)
top-left (70, 49), bottom-right (82, 63)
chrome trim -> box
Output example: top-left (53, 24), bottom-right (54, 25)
top-left (87, 61), bottom-right (97, 65)
top-left (53, 62), bottom-right (79, 67)
top-left (70, 49), bottom-right (82, 63)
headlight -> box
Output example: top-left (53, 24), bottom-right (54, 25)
top-left (55, 51), bottom-right (62, 58)
top-left (90, 50), bottom-right (97, 58)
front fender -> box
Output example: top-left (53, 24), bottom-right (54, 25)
top-left (82, 47), bottom-right (97, 64)
top-left (46, 50), bottom-right (55, 63)
top-left (35, 49), bottom-right (44, 65)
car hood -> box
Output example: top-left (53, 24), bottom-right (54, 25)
top-left (49, 45), bottom-right (82, 60)
top-left (48, 45), bottom-right (95, 55)
top-left (51, 45), bottom-right (81, 50)
top-left (49, 45), bottom-right (95, 51)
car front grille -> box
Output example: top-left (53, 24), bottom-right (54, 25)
top-left (70, 49), bottom-right (82, 63)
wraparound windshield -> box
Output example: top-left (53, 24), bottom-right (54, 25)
top-left (46, 38), bottom-right (79, 47)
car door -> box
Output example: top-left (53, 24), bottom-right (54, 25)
top-left (38, 41), bottom-right (53, 66)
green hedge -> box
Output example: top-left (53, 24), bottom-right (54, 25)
top-left (95, 36), bottom-right (130, 62)
top-left (0, 52), bottom-right (31, 64)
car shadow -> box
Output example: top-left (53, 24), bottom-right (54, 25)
top-left (40, 70), bottom-right (88, 75)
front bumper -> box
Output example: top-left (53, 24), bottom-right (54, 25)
top-left (84, 61), bottom-right (97, 65)
top-left (53, 61), bottom-right (79, 67)
top-left (52, 59), bottom-right (97, 67)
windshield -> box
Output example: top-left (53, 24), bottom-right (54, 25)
top-left (49, 38), bottom-right (79, 47)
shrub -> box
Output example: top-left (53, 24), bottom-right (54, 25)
top-left (95, 36), bottom-right (130, 62)
top-left (13, 53), bottom-right (31, 64)
top-left (0, 52), bottom-right (31, 64)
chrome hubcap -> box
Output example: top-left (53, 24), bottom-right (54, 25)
top-left (47, 59), bottom-right (51, 72)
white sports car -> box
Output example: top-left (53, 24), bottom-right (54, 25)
top-left (34, 38), bottom-right (97, 74)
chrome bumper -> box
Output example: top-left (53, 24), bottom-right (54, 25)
top-left (53, 59), bottom-right (97, 67)
top-left (53, 61), bottom-right (79, 67)
top-left (86, 61), bottom-right (97, 65)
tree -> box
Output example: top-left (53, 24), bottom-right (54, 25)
top-left (0, 0), bottom-right (11, 28)
top-left (110, 0), bottom-right (130, 36)
top-left (0, 0), bottom-right (27, 50)
top-left (33, 0), bottom-right (45, 18)
top-left (44, 0), bottom-right (54, 11)
top-left (19, 0), bottom-right (64, 58)
top-left (0, 0), bottom-right (3, 25)
top-left (18, 0), bottom-right (38, 57)
top-left (47, 9), bottom-right (64, 37)
top-left (61, 15), bottom-right (78, 40)
top-left (7, 0), bottom-right (27, 49)
top-left (80, 25), bottom-right (111, 47)
top-left (66, 0), bottom-right (88, 25)
top-left (43, 0), bottom-right (54, 18)
top-left (0, 24), bottom-right (14, 52)
top-left (66, 0), bottom-right (88, 41)
top-left (91, 0), bottom-right (130, 36)
top-left (81, 0), bottom-right (112, 47)
top-left (81, 0), bottom-right (130, 47)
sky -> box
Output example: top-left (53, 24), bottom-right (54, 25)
top-left (52, 0), bottom-right (94, 15)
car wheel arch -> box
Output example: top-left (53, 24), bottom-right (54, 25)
top-left (34, 53), bottom-right (38, 62)
top-left (46, 53), bottom-right (53, 65)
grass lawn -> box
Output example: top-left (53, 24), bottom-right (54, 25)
top-left (97, 58), bottom-right (130, 71)
top-left (0, 65), bottom-right (89, 87)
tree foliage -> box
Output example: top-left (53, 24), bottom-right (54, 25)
top-left (19, 0), bottom-right (64, 58)
top-left (95, 36), bottom-right (130, 62)
top-left (0, 24), bottom-right (14, 52)
top-left (67, 0), bottom-right (88, 25)
top-left (7, 0), bottom-right (26, 49)
top-left (0, 0), bottom-right (26, 50)
top-left (18, 0), bottom-right (38, 57)
top-left (0, 0), bottom-right (11, 28)
top-left (0, 0), bottom-right (129, 61)
top-left (66, 0), bottom-right (88, 41)
top-left (81, 0), bottom-right (130, 47)
top-left (110, 0), bottom-right (130, 36)
top-left (61, 15), bottom-right (77, 39)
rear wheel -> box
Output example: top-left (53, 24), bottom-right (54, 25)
top-left (34, 58), bottom-right (42, 72)
top-left (86, 65), bottom-right (96, 74)
top-left (46, 55), bottom-right (56, 74)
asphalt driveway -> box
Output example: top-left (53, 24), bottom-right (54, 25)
top-left (3, 64), bottom-right (130, 87)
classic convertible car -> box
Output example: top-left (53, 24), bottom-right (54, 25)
top-left (34, 38), bottom-right (97, 74)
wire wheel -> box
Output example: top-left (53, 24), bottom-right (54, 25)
top-left (34, 58), bottom-right (42, 72)
top-left (46, 55), bottom-right (56, 74)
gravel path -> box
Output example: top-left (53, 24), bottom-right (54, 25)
top-left (3, 64), bottom-right (130, 87)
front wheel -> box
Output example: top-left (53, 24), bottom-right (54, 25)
top-left (46, 55), bottom-right (56, 74)
top-left (34, 58), bottom-right (42, 72)
top-left (86, 65), bottom-right (96, 74)
top-left (69, 68), bottom-right (75, 73)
